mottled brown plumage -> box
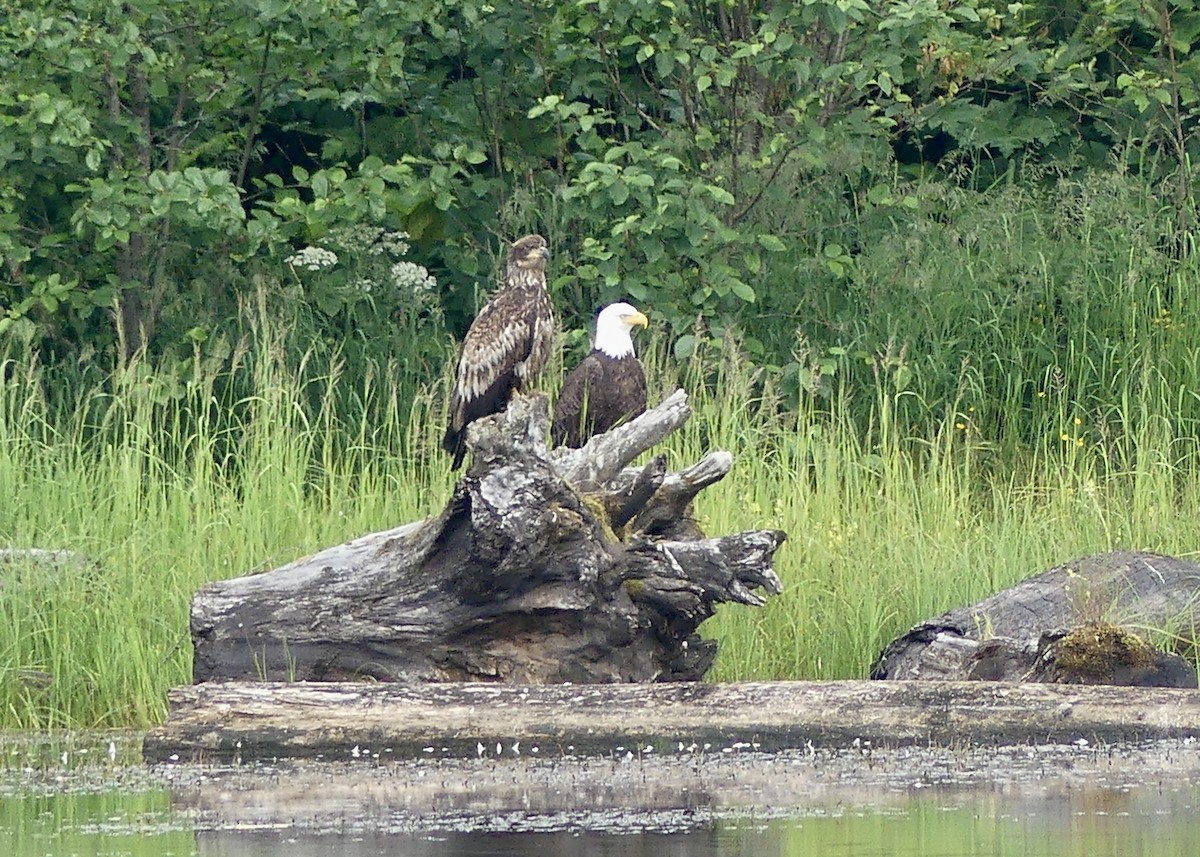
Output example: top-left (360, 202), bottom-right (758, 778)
top-left (443, 234), bottom-right (555, 469)
top-left (552, 302), bottom-right (648, 448)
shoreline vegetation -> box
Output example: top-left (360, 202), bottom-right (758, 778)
top-left (8, 1), bottom-right (1200, 730)
top-left (5, 264), bottom-right (1200, 730)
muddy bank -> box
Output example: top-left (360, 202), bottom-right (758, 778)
top-left (144, 679), bottom-right (1200, 763)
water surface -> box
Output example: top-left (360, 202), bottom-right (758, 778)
top-left (4, 734), bottom-right (1200, 856)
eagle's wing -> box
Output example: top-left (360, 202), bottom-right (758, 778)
top-left (552, 353), bottom-right (605, 447)
top-left (626, 358), bottom-right (647, 419)
top-left (520, 286), bottom-right (556, 382)
top-left (449, 286), bottom-right (537, 430)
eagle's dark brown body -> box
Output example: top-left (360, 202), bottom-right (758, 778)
top-left (552, 302), bottom-right (648, 448)
top-left (443, 234), bottom-right (555, 469)
top-left (551, 351), bottom-right (647, 448)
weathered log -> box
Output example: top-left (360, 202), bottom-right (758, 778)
top-left (190, 391), bottom-right (784, 685)
top-left (873, 551), bottom-right (1200, 685)
top-left (142, 679), bottom-right (1200, 763)
top-left (605, 454), bottom-right (667, 529)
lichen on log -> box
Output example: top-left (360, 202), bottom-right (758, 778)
top-left (190, 390), bottom-right (784, 685)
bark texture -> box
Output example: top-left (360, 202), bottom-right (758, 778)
top-left (143, 679), bottom-right (1200, 763)
top-left (872, 551), bottom-right (1200, 686)
top-left (190, 390), bottom-right (784, 684)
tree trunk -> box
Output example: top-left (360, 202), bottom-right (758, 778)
top-left (190, 390), bottom-right (785, 684)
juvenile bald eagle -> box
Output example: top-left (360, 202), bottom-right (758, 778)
top-left (552, 302), bottom-right (649, 448)
top-left (442, 234), bottom-right (555, 469)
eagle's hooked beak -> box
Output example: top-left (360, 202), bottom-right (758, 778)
top-left (538, 246), bottom-right (551, 261)
top-left (627, 311), bottom-right (649, 328)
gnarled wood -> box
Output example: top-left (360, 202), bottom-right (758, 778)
top-left (548, 388), bottom-right (692, 489)
top-left (190, 390), bottom-right (784, 685)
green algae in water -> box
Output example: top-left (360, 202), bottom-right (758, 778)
top-left (3, 790), bottom-right (197, 857)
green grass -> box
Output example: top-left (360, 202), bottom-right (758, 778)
top-left (2, 327), bottom-right (1200, 728)
top-left (6, 314), bottom-right (1200, 729)
top-left (668, 338), bottom-right (1200, 683)
top-left (0, 337), bottom-right (457, 728)
top-left (7, 170), bottom-right (1200, 728)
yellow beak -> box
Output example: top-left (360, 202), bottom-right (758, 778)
top-left (627, 311), bottom-right (649, 328)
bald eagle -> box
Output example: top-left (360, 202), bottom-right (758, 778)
top-left (442, 234), bottom-right (556, 469)
top-left (552, 302), bottom-right (649, 448)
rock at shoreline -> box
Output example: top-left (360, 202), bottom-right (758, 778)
top-left (872, 551), bottom-right (1200, 688)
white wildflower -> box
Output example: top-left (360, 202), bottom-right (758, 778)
top-left (328, 224), bottom-right (383, 252)
top-left (375, 230), bottom-right (411, 258)
top-left (285, 246), bottom-right (338, 271)
top-left (352, 277), bottom-right (376, 294)
top-left (390, 261), bottom-right (436, 294)
top-left (326, 225), bottom-right (411, 258)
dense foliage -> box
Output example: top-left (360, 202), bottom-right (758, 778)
top-left (2, 0), bottom-right (1200, 437)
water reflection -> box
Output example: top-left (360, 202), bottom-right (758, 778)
top-left (198, 829), bottom-right (724, 857)
top-left (190, 784), bottom-right (1200, 857)
top-left (5, 740), bottom-right (1200, 857)
top-left (1, 790), bottom-right (195, 856)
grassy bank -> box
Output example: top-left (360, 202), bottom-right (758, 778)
top-left (2, 326), bottom-right (1200, 730)
top-left (673, 341), bottom-right (1200, 682)
top-left (0, 338), bottom-right (456, 728)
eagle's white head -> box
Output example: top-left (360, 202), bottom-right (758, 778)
top-left (594, 301), bottom-right (649, 358)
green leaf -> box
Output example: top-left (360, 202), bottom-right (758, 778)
top-left (730, 280), bottom-right (756, 302)
top-left (707, 185), bottom-right (735, 205)
top-left (867, 184), bottom-right (893, 205)
top-left (626, 281), bottom-right (648, 301)
top-left (673, 334), bottom-right (696, 360)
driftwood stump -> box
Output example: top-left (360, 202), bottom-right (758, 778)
top-left (872, 551), bottom-right (1200, 687)
top-left (190, 390), bottom-right (785, 684)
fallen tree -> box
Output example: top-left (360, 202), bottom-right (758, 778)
top-left (143, 679), bottom-right (1200, 762)
top-left (190, 390), bottom-right (785, 685)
